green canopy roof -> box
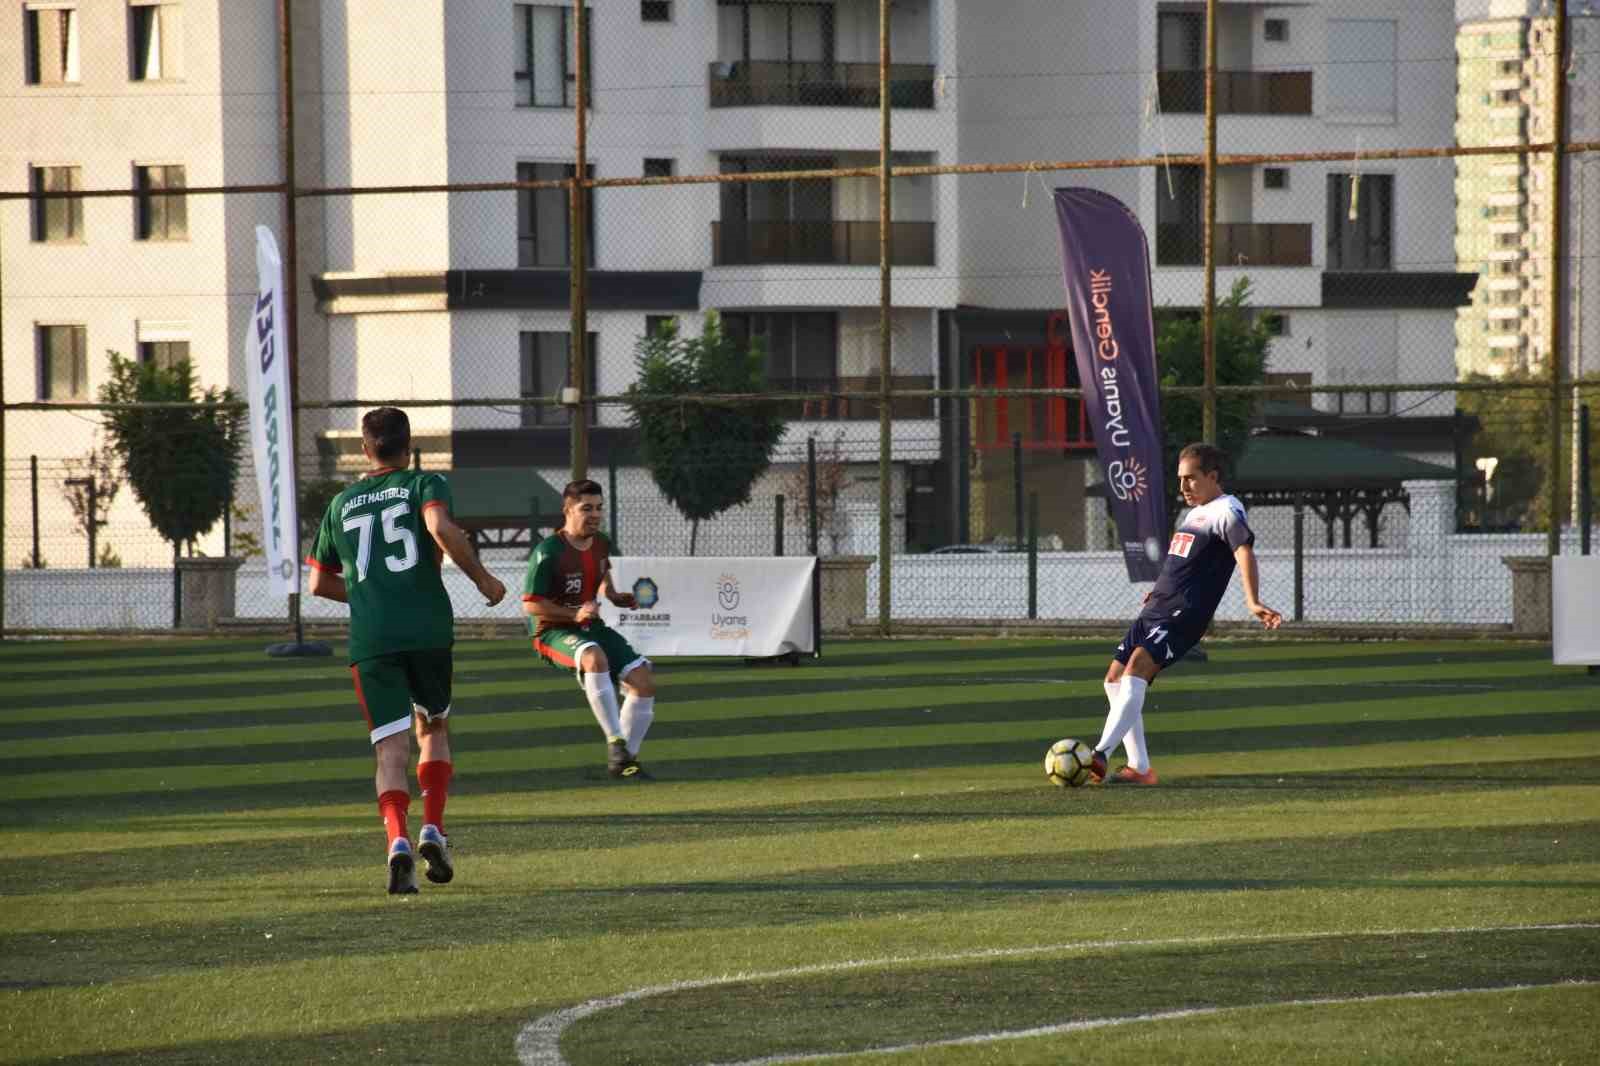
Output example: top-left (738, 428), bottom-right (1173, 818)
top-left (1230, 432), bottom-right (1455, 493)
top-left (441, 467), bottom-right (564, 527)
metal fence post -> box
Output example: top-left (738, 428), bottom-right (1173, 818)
top-left (1201, 0), bottom-right (1219, 445)
top-left (1012, 431), bottom-right (1024, 548)
top-left (569, 0), bottom-right (591, 482)
top-left (775, 494), bottom-right (785, 557)
top-left (223, 478), bottom-right (232, 557)
top-left (1582, 404), bottom-right (1591, 557)
top-left (608, 452), bottom-right (618, 547)
top-left (172, 540), bottom-right (181, 629)
top-left (807, 436), bottom-right (819, 555)
top-left (1293, 494), bottom-right (1305, 622)
top-left (30, 454), bottom-right (40, 569)
top-left (1027, 491), bottom-right (1038, 620)
top-left (876, 0), bottom-right (894, 638)
top-left (1547, 2), bottom-right (1568, 559)
top-left (412, 447), bottom-right (421, 471)
top-left (87, 477), bottom-right (97, 567)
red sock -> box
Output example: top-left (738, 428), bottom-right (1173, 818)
top-left (418, 760), bottom-right (453, 833)
top-left (378, 789), bottom-right (410, 846)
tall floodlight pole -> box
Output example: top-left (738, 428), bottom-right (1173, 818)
top-left (877, 0), bottom-right (894, 635)
top-left (1201, 0), bottom-right (1219, 444)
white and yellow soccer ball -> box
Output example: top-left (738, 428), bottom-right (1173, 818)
top-left (1044, 738), bottom-right (1094, 788)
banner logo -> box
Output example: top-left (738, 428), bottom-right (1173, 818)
top-left (633, 577), bottom-right (659, 609)
top-left (716, 574), bottom-right (741, 611)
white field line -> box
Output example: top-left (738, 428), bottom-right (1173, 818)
top-left (707, 981), bottom-right (1600, 1066)
top-left (514, 922), bottom-right (1600, 1066)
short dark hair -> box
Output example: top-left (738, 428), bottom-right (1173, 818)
top-left (1178, 442), bottom-right (1227, 478)
top-left (562, 479), bottom-right (604, 503)
top-left (362, 407), bottom-right (411, 463)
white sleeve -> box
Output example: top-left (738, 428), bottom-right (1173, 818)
top-left (1218, 498), bottom-right (1254, 551)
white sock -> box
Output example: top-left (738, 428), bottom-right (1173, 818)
top-left (620, 694), bottom-right (655, 756)
top-left (582, 672), bottom-right (623, 741)
top-left (1103, 680), bottom-right (1148, 770)
top-left (1095, 675), bottom-right (1149, 758)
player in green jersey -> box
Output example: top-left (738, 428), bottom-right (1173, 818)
top-left (307, 407), bottom-right (506, 894)
top-left (524, 479), bottom-right (659, 779)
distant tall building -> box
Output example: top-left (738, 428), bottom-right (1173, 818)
top-left (1455, 0), bottom-right (1599, 378)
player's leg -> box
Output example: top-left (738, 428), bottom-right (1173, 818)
top-left (407, 649), bottom-right (455, 884)
top-left (1100, 648), bottom-right (1159, 785)
top-left (1099, 656), bottom-right (1151, 782)
top-left (352, 655), bottom-right (420, 894)
top-left (536, 628), bottom-right (627, 759)
top-left (602, 628), bottom-right (655, 772)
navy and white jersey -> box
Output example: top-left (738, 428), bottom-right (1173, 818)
top-left (1144, 493), bottom-right (1254, 621)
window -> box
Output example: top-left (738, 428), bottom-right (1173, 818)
top-left (514, 4), bottom-right (589, 107)
top-left (644, 314), bottom-right (677, 339)
top-left (136, 164), bottom-right (187, 240)
top-left (139, 340), bottom-right (189, 369)
top-left (1326, 173), bottom-right (1393, 270)
top-left (130, 1), bottom-right (182, 81)
top-left (1264, 18), bottom-right (1288, 43)
top-left (643, 157), bottom-right (675, 178)
top-left (641, 0), bottom-right (671, 21)
top-left (1261, 311), bottom-right (1289, 337)
top-left (25, 4), bottom-right (79, 84)
top-left (31, 165), bottom-right (83, 242)
top-left (516, 162), bottom-right (593, 268)
top-left (1263, 167), bottom-right (1289, 190)
top-left (1325, 19), bottom-right (1397, 119)
top-left (38, 325), bottom-right (88, 400)
top-left (519, 331), bottom-right (597, 427)
top-left (722, 312), bottom-right (837, 387)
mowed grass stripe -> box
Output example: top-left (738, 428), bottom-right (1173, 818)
top-left (7, 675), bottom-right (1596, 765)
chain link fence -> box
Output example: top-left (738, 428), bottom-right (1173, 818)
top-left (3, 0), bottom-right (1597, 633)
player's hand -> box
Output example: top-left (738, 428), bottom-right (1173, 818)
top-left (478, 574), bottom-right (507, 607)
top-left (612, 593), bottom-right (637, 610)
top-left (1248, 601), bottom-right (1283, 630)
top-left (1141, 590), bottom-right (1153, 606)
top-left (575, 599), bottom-right (601, 624)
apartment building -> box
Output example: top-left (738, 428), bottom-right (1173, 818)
top-left (1455, 0), bottom-right (1598, 380)
top-left (3, 1), bottom-right (1475, 566)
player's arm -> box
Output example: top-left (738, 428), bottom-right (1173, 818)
top-left (597, 551), bottom-right (636, 609)
top-left (1233, 543), bottom-right (1282, 630)
top-left (524, 596), bottom-right (598, 625)
top-left (307, 561), bottom-right (347, 603)
top-left (422, 505), bottom-right (506, 606)
top-left (305, 508), bottom-right (347, 603)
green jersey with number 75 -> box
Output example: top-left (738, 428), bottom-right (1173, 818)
top-left (307, 468), bottom-right (455, 664)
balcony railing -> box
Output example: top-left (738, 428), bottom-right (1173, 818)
top-left (768, 376), bottom-right (935, 420)
top-left (1156, 69), bottom-right (1313, 115)
top-left (713, 220), bottom-right (935, 266)
top-left (1155, 222), bottom-right (1313, 267)
top-left (708, 60), bottom-right (936, 109)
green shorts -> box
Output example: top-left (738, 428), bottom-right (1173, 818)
top-left (350, 648), bottom-right (453, 745)
top-left (532, 623), bottom-right (648, 687)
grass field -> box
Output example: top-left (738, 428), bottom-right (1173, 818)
top-left (1, 635), bottom-right (1597, 1065)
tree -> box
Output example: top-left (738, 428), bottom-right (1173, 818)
top-left (624, 314), bottom-right (786, 555)
top-left (232, 476), bottom-right (348, 560)
top-left (98, 352), bottom-right (245, 558)
top-left (1154, 277), bottom-right (1275, 481)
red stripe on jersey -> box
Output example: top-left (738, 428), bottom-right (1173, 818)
top-left (522, 593), bottom-right (546, 602)
top-left (420, 499), bottom-right (446, 514)
top-left (580, 542), bottom-right (599, 602)
top-left (304, 555), bottom-right (340, 574)
top-left (350, 666), bottom-right (375, 732)
top-left (533, 638), bottom-right (577, 667)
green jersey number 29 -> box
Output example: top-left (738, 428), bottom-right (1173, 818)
top-left (343, 502), bottom-right (419, 582)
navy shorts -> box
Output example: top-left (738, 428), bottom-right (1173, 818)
top-left (1112, 610), bottom-right (1209, 669)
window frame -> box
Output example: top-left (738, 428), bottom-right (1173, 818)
top-left (514, 3), bottom-right (591, 109)
top-left (129, 0), bottom-right (183, 82)
top-left (721, 310), bottom-right (839, 387)
top-left (1262, 166), bottom-right (1289, 191)
top-left (516, 161), bottom-right (595, 269)
top-left (135, 162), bottom-right (188, 241)
top-left (37, 323), bottom-right (89, 400)
top-left (1325, 172), bottom-right (1395, 271)
top-left (138, 339), bottom-right (190, 370)
top-left (24, 3), bottom-right (80, 85)
top-left (1324, 18), bottom-right (1398, 122)
top-left (30, 164), bottom-right (84, 243)
top-left (642, 157), bottom-right (675, 179)
top-left (519, 330), bottom-right (599, 428)
top-left (641, 0), bottom-right (672, 23)
top-left (1263, 18), bottom-right (1288, 43)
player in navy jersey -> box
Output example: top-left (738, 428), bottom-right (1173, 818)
top-left (1087, 442), bottom-right (1282, 785)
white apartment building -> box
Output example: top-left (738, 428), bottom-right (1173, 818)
top-left (1455, 0), bottom-right (1598, 380)
top-left (3, 0), bottom-right (1473, 569)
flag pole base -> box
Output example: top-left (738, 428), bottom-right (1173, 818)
top-left (267, 641), bottom-right (333, 658)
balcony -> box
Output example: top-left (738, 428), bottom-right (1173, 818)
top-left (1155, 69), bottom-right (1313, 115)
top-left (1155, 222), bottom-right (1313, 267)
top-left (768, 376), bottom-right (935, 420)
top-left (712, 220), bottom-right (936, 266)
top-left (708, 61), bottom-right (936, 109)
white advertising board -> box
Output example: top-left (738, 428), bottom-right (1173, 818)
top-left (599, 557), bottom-right (816, 658)
top-left (1552, 555), bottom-right (1600, 665)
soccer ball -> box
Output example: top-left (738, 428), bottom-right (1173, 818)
top-left (1045, 738), bottom-right (1094, 788)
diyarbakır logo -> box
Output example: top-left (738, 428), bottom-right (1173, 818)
top-left (632, 577), bottom-right (659, 609)
top-left (1106, 456), bottom-right (1149, 502)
